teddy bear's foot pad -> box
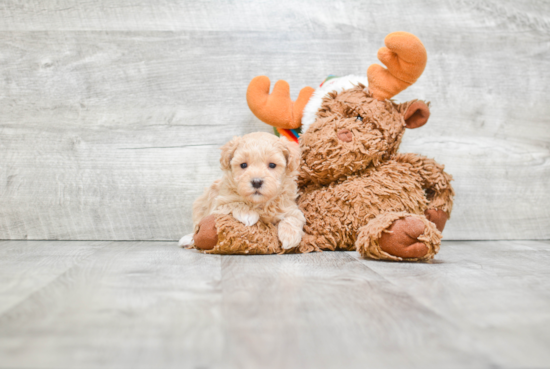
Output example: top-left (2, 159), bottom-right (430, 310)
top-left (194, 214), bottom-right (218, 250)
top-left (356, 211), bottom-right (441, 261)
top-left (379, 216), bottom-right (429, 259)
top-left (424, 209), bottom-right (448, 232)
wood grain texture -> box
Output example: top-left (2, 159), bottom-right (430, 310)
top-left (0, 0), bottom-right (549, 240)
top-left (0, 240), bottom-right (106, 314)
top-left (0, 241), bottom-right (223, 369)
top-left (351, 240), bottom-right (550, 368)
top-left (0, 240), bottom-right (549, 368)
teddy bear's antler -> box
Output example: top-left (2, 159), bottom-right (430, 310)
top-left (367, 32), bottom-right (427, 101)
top-left (246, 76), bottom-right (315, 129)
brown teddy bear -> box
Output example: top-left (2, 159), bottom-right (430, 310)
top-left (190, 32), bottom-right (454, 261)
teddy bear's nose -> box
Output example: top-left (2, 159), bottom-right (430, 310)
top-left (337, 129), bottom-right (353, 142)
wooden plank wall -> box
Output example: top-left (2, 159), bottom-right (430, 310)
top-left (0, 0), bottom-right (548, 240)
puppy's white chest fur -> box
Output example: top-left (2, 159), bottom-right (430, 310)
top-left (233, 207), bottom-right (260, 226)
top-left (221, 202), bottom-right (281, 227)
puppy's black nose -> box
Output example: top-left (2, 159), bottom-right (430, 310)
top-left (251, 179), bottom-right (263, 189)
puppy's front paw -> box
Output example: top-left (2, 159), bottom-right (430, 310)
top-left (233, 209), bottom-right (260, 226)
top-left (278, 221), bottom-right (304, 250)
top-left (178, 233), bottom-right (195, 247)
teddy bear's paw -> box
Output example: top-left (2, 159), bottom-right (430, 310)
top-left (233, 208), bottom-right (260, 226)
top-left (379, 216), bottom-right (429, 259)
top-left (178, 233), bottom-right (194, 248)
top-left (278, 221), bottom-right (304, 249)
top-left (194, 214), bottom-right (219, 250)
top-left (424, 208), bottom-right (448, 232)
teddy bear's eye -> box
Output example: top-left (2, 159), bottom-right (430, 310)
top-left (356, 115), bottom-right (363, 121)
top-left (240, 163), bottom-right (247, 169)
top-left (269, 163), bottom-right (276, 169)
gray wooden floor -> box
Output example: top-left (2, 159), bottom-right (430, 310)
top-left (1, 241), bottom-right (549, 368)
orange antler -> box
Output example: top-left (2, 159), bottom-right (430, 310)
top-left (367, 32), bottom-right (427, 101)
top-left (246, 76), bottom-right (315, 129)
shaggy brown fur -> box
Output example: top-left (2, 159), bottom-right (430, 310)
top-left (203, 214), bottom-right (282, 255)
top-left (195, 85), bottom-right (455, 261)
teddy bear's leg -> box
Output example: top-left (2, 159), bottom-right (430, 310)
top-left (192, 214), bottom-right (282, 255)
top-left (295, 225), bottom-right (356, 253)
top-left (355, 211), bottom-right (441, 262)
top-left (296, 233), bottom-right (328, 253)
top-left (192, 214), bottom-right (219, 250)
top-left (395, 153), bottom-right (455, 231)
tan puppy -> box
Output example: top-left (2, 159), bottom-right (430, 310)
top-left (179, 132), bottom-right (305, 250)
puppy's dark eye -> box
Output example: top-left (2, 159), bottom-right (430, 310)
top-left (269, 163), bottom-right (276, 169)
top-left (240, 163), bottom-right (247, 169)
top-left (356, 115), bottom-right (363, 121)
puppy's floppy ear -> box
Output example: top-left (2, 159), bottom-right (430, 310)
top-left (279, 136), bottom-right (301, 174)
top-left (220, 136), bottom-right (241, 170)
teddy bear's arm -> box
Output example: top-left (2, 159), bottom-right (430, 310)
top-left (195, 214), bottom-right (282, 255)
top-left (395, 153), bottom-right (455, 216)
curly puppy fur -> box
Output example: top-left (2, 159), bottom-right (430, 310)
top-left (179, 132), bottom-right (305, 250)
top-left (194, 85), bottom-right (454, 261)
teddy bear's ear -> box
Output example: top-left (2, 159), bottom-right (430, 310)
top-left (403, 100), bottom-right (430, 129)
top-left (280, 137), bottom-right (301, 174)
top-left (219, 136), bottom-right (241, 170)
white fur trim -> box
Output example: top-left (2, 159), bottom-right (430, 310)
top-left (301, 75), bottom-right (369, 133)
